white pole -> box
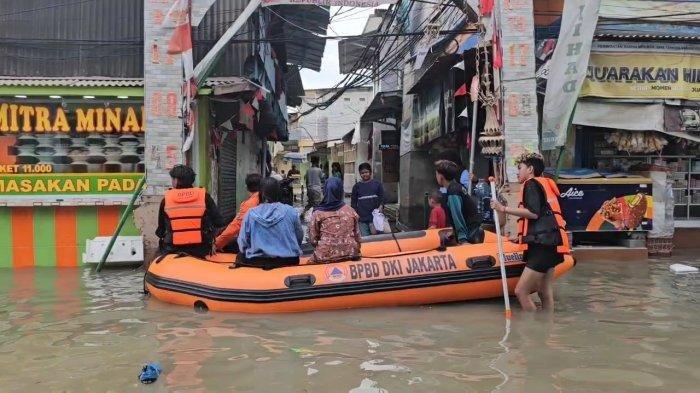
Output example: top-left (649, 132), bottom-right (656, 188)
top-left (489, 176), bottom-right (512, 318)
top-left (193, 0), bottom-right (262, 87)
top-left (468, 97), bottom-right (478, 195)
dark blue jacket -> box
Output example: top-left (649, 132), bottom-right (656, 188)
top-left (351, 179), bottom-right (385, 223)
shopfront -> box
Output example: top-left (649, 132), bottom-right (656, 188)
top-left (568, 41), bottom-right (700, 230)
top-left (0, 93), bottom-right (145, 267)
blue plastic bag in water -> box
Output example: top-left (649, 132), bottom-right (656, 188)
top-left (139, 362), bottom-right (162, 384)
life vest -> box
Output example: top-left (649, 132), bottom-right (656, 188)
top-left (516, 177), bottom-right (570, 254)
top-left (164, 187), bottom-right (206, 246)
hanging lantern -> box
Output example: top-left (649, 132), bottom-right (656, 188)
top-left (479, 102), bottom-right (504, 156)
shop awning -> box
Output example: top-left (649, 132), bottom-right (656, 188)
top-left (360, 91), bottom-right (403, 122)
top-left (338, 9), bottom-right (386, 75)
top-left (208, 77), bottom-right (269, 96)
top-left (573, 100), bottom-right (700, 142)
top-left (283, 152), bottom-right (306, 162)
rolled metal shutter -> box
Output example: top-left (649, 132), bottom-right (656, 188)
top-left (218, 132), bottom-right (238, 222)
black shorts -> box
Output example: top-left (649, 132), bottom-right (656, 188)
top-left (523, 244), bottom-right (564, 273)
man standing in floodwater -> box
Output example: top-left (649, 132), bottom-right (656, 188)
top-left (490, 152), bottom-right (570, 311)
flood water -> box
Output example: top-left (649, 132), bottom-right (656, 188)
top-left (0, 254), bottom-right (698, 392)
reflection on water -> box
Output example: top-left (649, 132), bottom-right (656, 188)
top-left (0, 254), bottom-right (698, 392)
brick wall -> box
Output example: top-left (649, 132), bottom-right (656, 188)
top-left (143, 0), bottom-right (186, 195)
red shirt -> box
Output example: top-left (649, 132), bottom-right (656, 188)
top-left (428, 205), bottom-right (447, 228)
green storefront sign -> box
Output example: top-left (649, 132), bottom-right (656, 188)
top-left (0, 173), bottom-right (144, 195)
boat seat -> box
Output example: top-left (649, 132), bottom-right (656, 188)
top-left (360, 230), bottom-right (442, 257)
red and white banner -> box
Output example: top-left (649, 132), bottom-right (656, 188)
top-left (164, 0), bottom-right (193, 55)
top-left (261, 0), bottom-right (396, 7)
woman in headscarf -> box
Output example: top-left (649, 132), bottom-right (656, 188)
top-left (308, 177), bottom-right (361, 263)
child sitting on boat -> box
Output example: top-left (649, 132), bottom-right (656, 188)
top-left (427, 191), bottom-right (447, 229)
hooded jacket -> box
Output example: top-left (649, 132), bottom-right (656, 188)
top-left (237, 202), bottom-right (303, 259)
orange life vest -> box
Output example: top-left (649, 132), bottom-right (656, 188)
top-left (516, 177), bottom-right (571, 254)
top-left (164, 187), bottom-right (206, 246)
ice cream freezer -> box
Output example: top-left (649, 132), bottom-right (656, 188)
top-left (556, 178), bottom-right (653, 232)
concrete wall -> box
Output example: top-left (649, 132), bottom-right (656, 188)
top-left (292, 87), bottom-right (374, 142)
top-left (398, 150), bottom-right (434, 229)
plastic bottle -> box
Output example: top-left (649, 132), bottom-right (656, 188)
top-left (473, 179), bottom-right (492, 223)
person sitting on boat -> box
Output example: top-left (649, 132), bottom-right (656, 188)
top-left (214, 173), bottom-right (261, 253)
top-left (308, 177), bottom-right (361, 263)
top-left (434, 160), bottom-right (483, 244)
top-left (237, 177), bottom-right (304, 268)
top-left (490, 152), bottom-right (570, 311)
top-left (156, 164), bottom-right (225, 258)
top-left (427, 191), bottom-right (447, 229)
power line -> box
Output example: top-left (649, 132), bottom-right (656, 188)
top-left (0, 0), bottom-right (104, 18)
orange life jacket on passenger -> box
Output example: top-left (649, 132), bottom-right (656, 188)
top-left (164, 188), bottom-right (206, 246)
top-left (516, 177), bottom-right (571, 254)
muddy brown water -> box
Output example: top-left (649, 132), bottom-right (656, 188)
top-left (0, 254), bottom-right (698, 392)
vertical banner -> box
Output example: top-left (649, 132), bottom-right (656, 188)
top-left (497, 0), bottom-right (539, 182)
top-left (541, 0), bottom-right (601, 151)
top-left (400, 62), bottom-right (415, 155)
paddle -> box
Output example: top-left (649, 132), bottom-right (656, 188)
top-left (489, 176), bottom-right (512, 319)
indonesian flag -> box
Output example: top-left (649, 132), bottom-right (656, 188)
top-left (164, 0), bottom-right (192, 55)
top-left (454, 84), bottom-right (467, 97)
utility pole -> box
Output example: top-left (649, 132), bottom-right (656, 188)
top-left (495, 0), bottom-right (539, 183)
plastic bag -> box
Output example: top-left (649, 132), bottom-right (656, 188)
top-left (372, 209), bottom-right (391, 234)
top-left (303, 208), bottom-right (314, 224)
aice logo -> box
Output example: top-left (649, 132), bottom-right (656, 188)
top-left (561, 187), bottom-right (584, 198)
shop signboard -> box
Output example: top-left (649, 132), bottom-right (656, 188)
top-left (411, 84), bottom-right (441, 147)
top-left (665, 105), bottom-right (700, 133)
top-left (0, 100), bottom-right (145, 198)
top-left (581, 52), bottom-right (700, 100)
top-left (557, 180), bottom-right (653, 232)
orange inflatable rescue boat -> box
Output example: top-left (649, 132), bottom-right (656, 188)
top-left (145, 229), bottom-right (575, 313)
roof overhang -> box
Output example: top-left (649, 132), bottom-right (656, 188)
top-left (207, 77), bottom-right (269, 96)
top-left (361, 91), bottom-right (403, 122)
top-left (269, 5), bottom-right (330, 72)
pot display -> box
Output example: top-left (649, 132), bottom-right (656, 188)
top-left (120, 154), bottom-right (140, 164)
top-left (17, 135), bottom-right (38, 146)
top-left (104, 162), bottom-right (122, 173)
top-left (53, 155), bottom-right (72, 164)
top-left (35, 145), bottom-right (56, 155)
top-left (86, 135), bottom-right (106, 146)
top-left (16, 155), bottom-right (39, 164)
top-left (70, 163), bottom-right (88, 173)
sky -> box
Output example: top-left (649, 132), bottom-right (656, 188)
top-left (299, 7), bottom-right (375, 90)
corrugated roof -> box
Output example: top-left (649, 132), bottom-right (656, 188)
top-left (0, 0), bottom-right (143, 77)
top-left (595, 22), bottom-right (700, 41)
top-left (0, 0), bottom-right (254, 78)
top-left (269, 5), bottom-right (330, 72)
top-left (0, 77), bottom-right (143, 87)
top-left (537, 17), bottom-right (700, 41)
top-left (599, 0), bottom-right (700, 23)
